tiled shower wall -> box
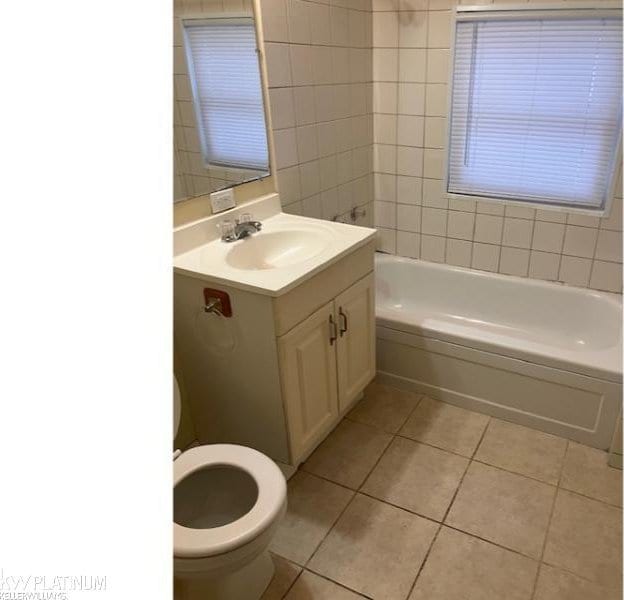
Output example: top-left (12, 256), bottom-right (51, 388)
top-left (177, 0), bottom-right (621, 291)
top-left (260, 0), bottom-right (375, 226)
top-left (371, 0), bottom-right (623, 293)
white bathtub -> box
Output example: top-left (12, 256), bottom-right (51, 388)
top-left (375, 253), bottom-right (623, 449)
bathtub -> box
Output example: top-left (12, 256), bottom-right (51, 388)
top-left (375, 253), bottom-right (623, 449)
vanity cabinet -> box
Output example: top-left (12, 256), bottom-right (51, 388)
top-left (174, 234), bottom-right (376, 467)
top-left (278, 274), bottom-right (375, 462)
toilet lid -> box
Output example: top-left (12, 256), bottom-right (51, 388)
top-left (173, 375), bottom-right (181, 440)
top-left (173, 444), bottom-right (286, 558)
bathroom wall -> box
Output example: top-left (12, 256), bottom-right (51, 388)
top-left (259, 0), bottom-right (375, 226)
top-left (371, 0), bottom-right (623, 293)
top-left (174, 0), bottom-right (376, 227)
top-left (173, 0), bottom-right (622, 293)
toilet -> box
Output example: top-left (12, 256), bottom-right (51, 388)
top-left (173, 376), bottom-right (287, 600)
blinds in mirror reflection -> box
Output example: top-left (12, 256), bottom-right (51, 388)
top-left (184, 19), bottom-right (269, 172)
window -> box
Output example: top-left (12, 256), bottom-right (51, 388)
top-left (447, 8), bottom-right (622, 212)
top-left (183, 18), bottom-right (269, 171)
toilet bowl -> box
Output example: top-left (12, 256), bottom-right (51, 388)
top-left (173, 376), bottom-right (287, 600)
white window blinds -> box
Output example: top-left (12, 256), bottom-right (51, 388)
top-left (183, 19), bottom-right (269, 171)
top-left (447, 11), bottom-right (622, 210)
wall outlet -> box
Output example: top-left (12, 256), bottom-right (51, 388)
top-left (210, 188), bottom-right (236, 214)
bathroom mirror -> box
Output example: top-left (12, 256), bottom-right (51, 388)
top-left (174, 2), bottom-right (270, 202)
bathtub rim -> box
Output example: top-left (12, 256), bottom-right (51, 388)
top-left (375, 252), bottom-right (623, 305)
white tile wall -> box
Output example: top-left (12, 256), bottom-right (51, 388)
top-left (371, 0), bottom-right (623, 292)
top-left (499, 247), bottom-right (530, 277)
top-left (259, 0), bottom-right (375, 226)
top-left (176, 0), bottom-right (624, 291)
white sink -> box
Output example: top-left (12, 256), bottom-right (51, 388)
top-left (226, 229), bottom-right (331, 270)
top-left (173, 193), bottom-right (376, 296)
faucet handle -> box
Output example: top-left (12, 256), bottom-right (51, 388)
top-left (237, 212), bottom-right (262, 232)
top-left (218, 219), bottom-right (236, 241)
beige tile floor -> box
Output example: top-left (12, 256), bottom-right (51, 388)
top-left (263, 381), bottom-right (623, 600)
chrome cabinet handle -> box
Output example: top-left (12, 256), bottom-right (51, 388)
top-left (329, 314), bottom-right (337, 345)
top-left (339, 308), bottom-right (348, 337)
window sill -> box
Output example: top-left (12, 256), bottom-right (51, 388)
top-left (446, 192), bottom-right (612, 219)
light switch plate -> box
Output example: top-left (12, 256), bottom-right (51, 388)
top-left (210, 188), bottom-right (236, 214)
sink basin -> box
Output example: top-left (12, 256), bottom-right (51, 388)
top-left (225, 229), bottom-right (330, 270)
top-left (174, 194), bottom-right (377, 295)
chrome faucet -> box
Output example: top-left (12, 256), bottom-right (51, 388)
top-left (220, 213), bottom-right (262, 243)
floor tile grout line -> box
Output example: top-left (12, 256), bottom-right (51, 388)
top-left (529, 439), bottom-right (569, 600)
top-left (555, 486), bottom-right (623, 510)
top-left (343, 391), bottom-right (424, 436)
top-left (302, 565), bottom-right (376, 599)
top-left (470, 415), bottom-right (492, 460)
top-left (402, 392), bottom-right (426, 423)
top-left (439, 432), bottom-right (482, 524)
top-left (403, 417), bottom-right (490, 599)
top-left (299, 414), bottom-right (395, 487)
top-left (356, 488), bottom-right (444, 526)
top-left (393, 392), bottom-right (426, 434)
top-left (301, 486), bottom-right (358, 570)
top-left (275, 565), bottom-right (303, 600)
top-left (402, 421), bottom-right (491, 600)
top-left (297, 468), bottom-right (361, 494)
top-left (441, 523), bottom-right (541, 562)
top-left (356, 425), bottom-right (397, 492)
top-left (403, 521), bottom-right (443, 600)
top-left (538, 557), bottom-right (624, 590)
top-left (394, 430), bottom-right (481, 460)
top-left (348, 392), bottom-right (424, 495)
top-left (273, 554), bottom-right (305, 570)
top-left (471, 457), bottom-right (559, 489)
top-left (556, 439), bottom-right (570, 490)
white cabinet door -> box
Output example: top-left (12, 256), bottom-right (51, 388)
top-left (335, 273), bottom-right (376, 412)
top-left (278, 301), bottom-right (339, 463)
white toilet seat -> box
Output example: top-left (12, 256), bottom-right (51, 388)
top-left (174, 444), bottom-right (287, 559)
